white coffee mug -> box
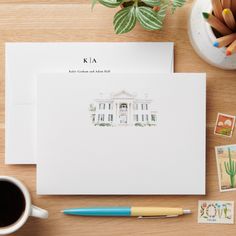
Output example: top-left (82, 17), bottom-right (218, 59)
top-left (0, 176), bottom-right (48, 235)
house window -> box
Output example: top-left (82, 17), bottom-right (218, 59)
top-left (101, 114), bottom-right (105, 121)
top-left (151, 115), bottom-right (156, 122)
top-left (134, 114), bottom-right (138, 122)
top-left (146, 115), bottom-right (148, 121)
top-left (141, 104), bottom-right (144, 110)
top-left (108, 103), bottom-right (112, 110)
top-left (92, 114), bottom-right (95, 122)
top-left (120, 103), bottom-right (127, 111)
top-left (146, 104), bottom-right (148, 110)
top-left (108, 114), bottom-right (113, 122)
top-left (142, 114), bottom-right (144, 122)
top-left (98, 114), bottom-right (100, 121)
top-left (99, 103), bottom-right (105, 110)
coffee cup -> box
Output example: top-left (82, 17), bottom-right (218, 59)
top-left (0, 176), bottom-right (48, 235)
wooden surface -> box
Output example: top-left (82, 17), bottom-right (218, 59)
top-left (0, 0), bottom-right (236, 235)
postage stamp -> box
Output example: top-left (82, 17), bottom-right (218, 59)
top-left (198, 200), bottom-right (234, 224)
top-left (214, 113), bottom-right (235, 137)
top-left (215, 145), bottom-right (236, 192)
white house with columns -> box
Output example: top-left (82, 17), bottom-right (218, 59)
top-left (89, 91), bottom-right (157, 127)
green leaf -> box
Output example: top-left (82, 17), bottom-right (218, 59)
top-left (91, 0), bottom-right (98, 10)
top-left (98, 0), bottom-right (123, 8)
top-left (156, 0), bottom-right (168, 22)
top-left (142, 0), bottom-right (161, 7)
top-left (113, 6), bottom-right (136, 34)
top-left (171, 0), bottom-right (186, 13)
top-left (136, 6), bottom-right (162, 30)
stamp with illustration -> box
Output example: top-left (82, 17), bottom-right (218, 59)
top-left (214, 113), bottom-right (235, 137)
top-left (198, 200), bottom-right (234, 224)
top-left (215, 145), bottom-right (236, 192)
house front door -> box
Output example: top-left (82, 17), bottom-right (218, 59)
top-left (119, 103), bottom-right (128, 125)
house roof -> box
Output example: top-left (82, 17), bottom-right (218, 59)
top-left (94, 91), bottom-right (153, 103)
top-left (112, 90), bottom-right (135, 99)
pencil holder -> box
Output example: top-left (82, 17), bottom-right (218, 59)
top-left (189, 0), bottom-right (236, 70)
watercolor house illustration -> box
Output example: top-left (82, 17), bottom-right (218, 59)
top-left (89, 91), bottom-right (157, 127)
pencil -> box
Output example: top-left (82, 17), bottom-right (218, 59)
top-left (231, 0), bottom-right (236, 17)
top-left (226, 39), bottom-right (236, 55)
top-left (222, 8), bottom-right (236, 30)
top-left (211, 0), bottom-right (224, 21)
top-left (202, 12), bottom-right (232, 35)
top-left (222, 0), bottom-right (231, 9)
top-left (213, 33), bottom-right (236, 47)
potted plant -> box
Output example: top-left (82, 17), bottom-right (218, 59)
top-left (92, 0), bottom-right (186, 34)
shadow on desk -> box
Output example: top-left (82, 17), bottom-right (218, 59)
top-left (10, 218), bottom-right (52, 236)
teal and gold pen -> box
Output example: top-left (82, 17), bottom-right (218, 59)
top-left (62, 207), bottom-right (191, 218)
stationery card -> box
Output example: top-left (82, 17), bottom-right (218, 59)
top-left (198, 200), bottom-right (234, 224)
top-left (36, 73), bottom-right (206, 195)
top-left (214, 113), bottom-right (235, 137)
top-left (5, 42), bottom-right (174, 164)
top-left (215, 144), bottom-right (236, 192)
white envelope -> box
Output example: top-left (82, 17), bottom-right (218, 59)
top-left (36, 73), bottom-right (206, 195)
top-left (5, 42), bottom-right (174, 164)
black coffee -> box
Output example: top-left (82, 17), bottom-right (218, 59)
top-left (0, 181), bottom-right (25, 227)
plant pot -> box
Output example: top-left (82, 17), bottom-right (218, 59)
top-left (189, 0), bottom-right (236, 70)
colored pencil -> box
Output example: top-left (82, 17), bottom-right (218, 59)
top-left (222, 8), bottom-right (236, 30)
top-left (222, 0), bottom-right (231, 9)
top-left (202, 12), bottom-right (232, 35)
top-left (211, 0), bottom-right (224, 21)
top-left (213, 33), bottom-right (236, 47)
top-left (231, 0), bottom-right (236, 17)
top-left (226, 39), bottom-right (236, 55)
